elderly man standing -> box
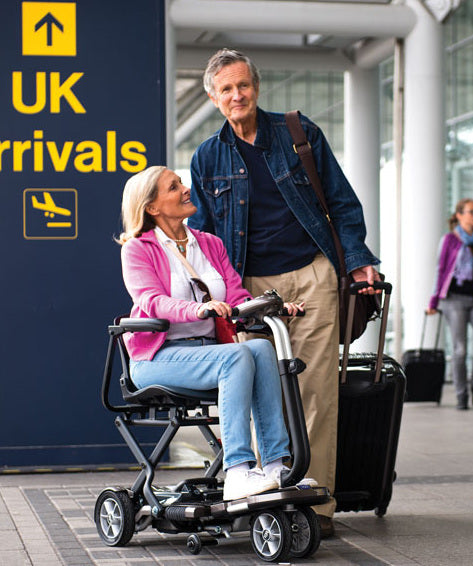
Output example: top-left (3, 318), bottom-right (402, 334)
top-left (188, 48), bottom-right (380, 537)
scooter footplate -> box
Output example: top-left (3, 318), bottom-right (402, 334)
top-left (210, 486), bottom-right (330, 517)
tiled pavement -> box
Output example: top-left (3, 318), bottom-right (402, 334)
top-left (2, 383), bottom-right (473, 565)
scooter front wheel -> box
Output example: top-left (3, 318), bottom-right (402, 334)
top-left (250, 509), bottom-right (291, 562)
top-left (187, 534), bottom-right (202, 555)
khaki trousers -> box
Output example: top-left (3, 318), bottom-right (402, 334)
top-left (242, 254), bottom-right (339, 517)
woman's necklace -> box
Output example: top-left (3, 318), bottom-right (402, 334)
top-left (171, 235), bottom-right (188, 254)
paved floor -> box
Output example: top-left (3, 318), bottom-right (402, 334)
top-left (1, 382), bottom-right (472, 566)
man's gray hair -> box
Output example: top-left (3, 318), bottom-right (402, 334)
top-left (203, 48), bottom-right (261, 96)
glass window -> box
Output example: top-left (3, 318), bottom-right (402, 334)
top-left (445, 0), bottom-right (473, 215)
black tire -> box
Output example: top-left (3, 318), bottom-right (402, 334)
top-left (289, 506), bottom-right (321, 558)
top-left (187, 534), bottom-right (202, 555)
top-left (250, 509), bottom-right (292, 562)
top-left (94, 489), bottom-right (135, 546)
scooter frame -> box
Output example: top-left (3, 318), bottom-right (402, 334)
top-left (94, 290), bottom-right (329, 562)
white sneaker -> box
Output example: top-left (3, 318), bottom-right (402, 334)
top-left (271, 465), bottom-right (319, 488)
top-left (223, 467), bottom-right (279, 501)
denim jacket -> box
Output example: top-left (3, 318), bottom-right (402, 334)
top-left (189, 107), bottom-right (379, 278)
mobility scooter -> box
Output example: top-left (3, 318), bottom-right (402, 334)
top-left (94, 289), bottom-right (329, 562)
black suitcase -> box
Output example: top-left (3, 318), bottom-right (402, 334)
top-left (401, 313), bottom-right (445, 404)
top-left (334, 282), bottom-right (406, 516)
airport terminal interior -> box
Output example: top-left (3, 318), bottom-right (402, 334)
top-left (3, 1), bottom-right (473, 565)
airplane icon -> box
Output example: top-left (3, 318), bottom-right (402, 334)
top-left (31, 191), bottom-right (71, 218)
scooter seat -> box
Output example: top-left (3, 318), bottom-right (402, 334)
top-left (121, 380), bottom-right (218, 406)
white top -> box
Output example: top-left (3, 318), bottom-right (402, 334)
top-left (154, 226), bottom-right (226, 340)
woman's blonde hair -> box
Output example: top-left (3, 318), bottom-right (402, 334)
top-left (118, 166), bottom-right (167, 244)
top-left (448, 198), bottom-right (473, 231)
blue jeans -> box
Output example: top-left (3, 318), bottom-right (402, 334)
top-left (440, 293), bottom-right (473, 400)
top-left (130, 338), bottom-right (290, 470)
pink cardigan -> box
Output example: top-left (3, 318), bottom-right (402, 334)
top-left (121, 228), bottom-right (252, 360)
top-left (428, 232), bottom-right (462, 310)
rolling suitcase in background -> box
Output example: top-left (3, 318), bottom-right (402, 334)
top-left (401, 312), bottom-right (445, 404)
top-left (334, 281), bottom-right (406, 516)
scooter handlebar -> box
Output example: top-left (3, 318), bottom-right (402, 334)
top-left (202, 307), bottom-right (305, 318)
top-left (279, 307), bottom-right (305, 317)
top-left (203, 308), bottom-right (240, 318)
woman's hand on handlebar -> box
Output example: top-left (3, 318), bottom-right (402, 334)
top-left (282, 301), bottom-right (305, 316)
top-left (426, 307), bottom-right (438, 315)
top-left (197, 300), bottom-right (233, 319)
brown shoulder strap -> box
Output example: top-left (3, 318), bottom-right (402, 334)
top-left (285, 110), bottom-right (347, 277)
top-left (285, 111), bottom-right (329, 215)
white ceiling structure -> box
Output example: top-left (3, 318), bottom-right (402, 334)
top-left (169, 0), bottom-right (417, 141)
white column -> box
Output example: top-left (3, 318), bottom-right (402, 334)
top-left (402, 0), bottom-right (445, 350)
top-left (165, 0), bottom-right (176, 168)
top-left (344, 66), bottom-right (381, 351)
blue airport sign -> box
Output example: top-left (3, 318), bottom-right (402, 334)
top-left (0, 0), bottom-right (166, 468)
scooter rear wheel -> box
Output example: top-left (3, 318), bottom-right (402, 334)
top-left (94, 489), bottom-right (135, 547)
top-left (250, 509), bottom-right (291, 562)
top-left (289, 506), bottom-right (321, 558)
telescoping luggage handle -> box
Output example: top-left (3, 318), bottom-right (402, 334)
top-left (340, 281), bottom-right (392, 385)
top-left (420, 310), bottom-right (442, 349)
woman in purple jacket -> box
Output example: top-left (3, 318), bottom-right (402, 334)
top-left (428, 198), bottom-right (473, 410)
top-left (118, 166), bottom-right (313, 500)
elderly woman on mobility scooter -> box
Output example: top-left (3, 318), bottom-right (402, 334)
top-left (119, 165), bottom-right (316, 502)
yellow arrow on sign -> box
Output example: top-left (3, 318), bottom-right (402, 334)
top-left (34, 12), bottom-right (64, 46)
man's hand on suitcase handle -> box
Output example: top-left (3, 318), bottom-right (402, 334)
top-left (350, 281), bottom-right (392, 295)
top-left (350, 265), bottom-right (382, 295)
